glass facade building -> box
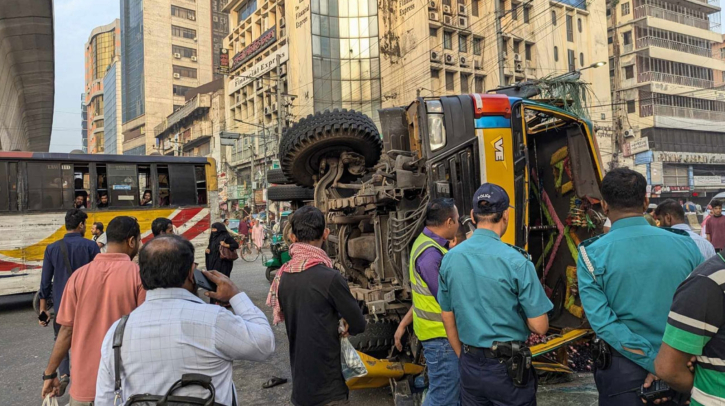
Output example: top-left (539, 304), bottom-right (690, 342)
top-left (121, 0), bottom-right (145, 123)
top-left (103, 62), bottom-right (119, 155)
top-left (124, 145), bottom-right (146, 155)
top-left (311, 0), bottom-right (381, 122)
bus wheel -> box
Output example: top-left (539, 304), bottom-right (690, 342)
top-left (279, 109), bottom-right (383, 188)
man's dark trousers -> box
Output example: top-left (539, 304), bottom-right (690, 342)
top-left (459, 349), bottom-right (536, 406)
top-left (53, 318), bottom-right (70, 376)
top-left (594, 354), bottom-right (678, 406)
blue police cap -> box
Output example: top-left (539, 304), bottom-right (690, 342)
top-left (472, 183), bottom-right (510, 214)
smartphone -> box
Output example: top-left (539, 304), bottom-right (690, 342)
top-left (194, 269), bottom-right (217, 292)
top-left (38, 311), bottom-right (49, 323)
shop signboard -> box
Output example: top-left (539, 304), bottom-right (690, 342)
top-left (230, 27), bottom-right (276, 72)
top-left (228, 45), bottom-right (288, 95)
top-left (655, 151), bottom-right (725, 165)
top-left (694, 176), bottom-right (725, 187)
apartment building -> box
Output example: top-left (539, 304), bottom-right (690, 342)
top-left (212, 0), bottom-right (232, 79)
top-left (609, 0), bottom-right (725, 199)
top-left (103, 56), bottom-right (123, 155)
top-left (120, 0), bottom-right (214, 155)
top-left (84, 20), bottom-right (120, 154)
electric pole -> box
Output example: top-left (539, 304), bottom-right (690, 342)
top-left (276, 54), bottom-right (285, 147)
top-left (495, 0), bottom-right (506, 87)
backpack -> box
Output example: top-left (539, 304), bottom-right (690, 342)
top-left (112, 315), bottom-right (233, 406)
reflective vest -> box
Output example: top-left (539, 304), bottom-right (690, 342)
top-left (409, 233), bottom-right (448, 341)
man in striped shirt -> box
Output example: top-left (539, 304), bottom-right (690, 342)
top-left (655, 254), bottom-right (725, 405)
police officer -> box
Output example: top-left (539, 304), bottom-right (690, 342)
top-left (577, 168), bottom-right (703, 406)
top-left (438, 183), bottom-right (552, 406)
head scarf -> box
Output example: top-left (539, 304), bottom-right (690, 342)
top-left (209, 222), bottom-right (230, 249)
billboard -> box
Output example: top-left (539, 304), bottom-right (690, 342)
top-left (219, 48), bottom-right (229, 75)
top-left (230, 27), bottom-right (277, 72)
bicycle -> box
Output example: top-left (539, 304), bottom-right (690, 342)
top-left (238, 235), bottom-right (268, 263)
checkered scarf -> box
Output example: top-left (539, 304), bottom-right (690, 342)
top-left (266, 243), bottom-right (333, 325)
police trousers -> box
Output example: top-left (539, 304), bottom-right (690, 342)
top-left (459, 349), bottom-right (537, 406)
top-left (594, 354), bottom-right (678, 406)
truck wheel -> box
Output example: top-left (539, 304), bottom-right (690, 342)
top-left (267, 185), bottom-right (314, 202)
top-left (279, 109), bottom-right (383, 187)
top-left (267, 168), bottom-right (291, 184)
top-left (348, 316), bottom-right (397, 353)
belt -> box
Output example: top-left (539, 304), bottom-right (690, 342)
top-left (462, 344), bottom-right (498, 358)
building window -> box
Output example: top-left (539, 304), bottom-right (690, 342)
top-left (608, 36), bottom-right (613, 44)
top-left (526, 44), bottom-right (532, 61)
top-left (721, 48), bottom-right (725, 59)
top-left (173, 65), bottom-right (197, 79)
top-left (446, 71), bottom-right (455, 91)
top-left (459, 35), bottom-right (468, 53)
top-left (568, 49), bottom-right (575, 72)
top-left (172, 25), bottom-right (197, 39)
top-left (580, 52), bottom-right (584, 66)
top-left (461, 74), bottom-right (469, 93)
top-left (524, 7), bottom-right (530, 23)
top-left (551, 10), bottom-right (557, 25)
top-left (444, 31), bottom-right (452, 50)
top-left (511, 4), bottom-right (518, 20)
top-left (172, 45), bottom-right (197, 58)
top-left (472, 0), bottom-right (479, 16)
top-left (430, 27), bottom-right (438, 37)
top-left (623, 31), bottom-right (632, 45)
top-left (722, 71), bottom-right (725, 82)
top-left (578, 18), bottom-right (582, 33)
top-left (621, 2), bottom-right (630, 15)
top-left (624, 65), bottom-right (634, 79)
top-left (606, 8), bottom-right (611, 16)
top-left (554, 46), bottom-right (559, 62)
top-left (171, 5), bottom-right (196, 20)
top-left (473, 37), bottom-right (482, 55)
top-left (626, 100), bottom-right (636, 113)
top-left (237, 0), bottom-right (257, 24)
top-left (513, 40), bottom-right (521, 54)
top-left (566, 15), bottom-right (573, 42)
top-left (475, 76), bottom-right (484, 93)
top-left (173, 85), bottom-right (193, 96)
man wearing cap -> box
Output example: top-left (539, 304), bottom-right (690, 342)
top-left (438, 183), bottom-right (552, 405)
top-left (577, 168), bottom-right (703, 406)
top-left (645, 203), bottom-right (658, 226)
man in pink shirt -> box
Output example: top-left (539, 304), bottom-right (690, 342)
top-left (41, 216), bottom-right (145, 405)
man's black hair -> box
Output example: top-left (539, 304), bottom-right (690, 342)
top-left (601, 168), bottom-right (647, 211)
top-left (473, 202), bottom-right (505, 224)
top-left (646, 208), bottom-right (655, 214)
top-left (151, 217), bottom-right (173, 237)
top-left (106, 216), bottom-right (141, 244)
top-left (654, 199), bottom-right (685, 223)
top-left (143, 190), bottom-right (152, 197)
top-left (290, 205), bottom-right (326, 242)
top-left (425, 198), bottom-right (457, 227)
top-left (139, 235), bottom-right (195, 290)
top-left (712, 199), bottom-right (723, 209)
top-left (93, 222), bottom-right (104, 233)
top-left (65, 209), bottom-right (88, 230)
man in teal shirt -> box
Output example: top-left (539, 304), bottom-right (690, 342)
top-left (577, 168), bottom-right (703, 406)
top-left (438, 183), bottom-right (552, 405)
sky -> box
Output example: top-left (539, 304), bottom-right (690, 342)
top-left (49, 0), bottom-right (120, 152)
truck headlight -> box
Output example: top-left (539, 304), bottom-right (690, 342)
top-left (428, 114), bottom-right (446, 151)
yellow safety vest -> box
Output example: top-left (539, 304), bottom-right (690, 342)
top-left (409, 233), bottom-right (448, 341)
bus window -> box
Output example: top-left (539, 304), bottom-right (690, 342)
top-left (157, 165), bottom-right (170, 206)
top-left (107, 164), bottom-right (138, 207)
top-left (138, 166), bottom-right (152, 206)
top-left (169, 165), bottom-right (197, 206)
top-left (27, 162), bottom-right (73, 211)
top-left (8, 162), bottom-right (18, 211)
top-left (97, 164), bottom-right (109, 208)
top-left (74, 164), bottom-right (90, 209)
top-left (195, 166), bottom-right (207, 205)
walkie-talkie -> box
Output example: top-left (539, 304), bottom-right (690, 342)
top-left (609, 380), bottom-right (674, 402)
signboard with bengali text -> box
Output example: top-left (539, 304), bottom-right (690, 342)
top-left (230, 27), bottom-right (277, 72)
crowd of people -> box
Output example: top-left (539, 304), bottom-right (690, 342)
top-left (35, 167), bottom-right (724, 406)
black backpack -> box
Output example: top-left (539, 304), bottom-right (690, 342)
top-left (113, 315), bottom-right (233, 406)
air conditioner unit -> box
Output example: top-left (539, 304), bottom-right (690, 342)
top-left (174, 53), bottom-right (181, 59)
top-left (459, 55), bottom-right (469, 67)
top-left (624, 129), bottom-right (635, 138)
top-left (444, 15), bottom-right (454, 25)
top-left (431, 50), bottom-right (442, 62)
top-left (280, 17), bottom-right (286, 27)
top-left (191, 55), bottom-right (197, 62)
top-left (515, 62), bottom-right (524, 72)
top-left (264, 106), bottom-right (271, 115)
top-left (173, 73), bottom-right (181, 79)
top-left (474, 60), bottom-right (483, 69)
top-left (459, 16), bottom-right (468, 28)
top-left (514, 53), bottom-right (522, 62)
top-left (430, 11), bottom-right (440, 21)
top-left (189, 15), bottom-right (196, 20)
top-left (443, 4), bottom-right (452, 14)
top-left (459, 4), bottom-right (468, 14)
top-left (429, 0), bottom-right (438, 9)
top-left (444, 53), bottom-right (455, 65)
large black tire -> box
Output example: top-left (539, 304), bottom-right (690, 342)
top-left (266, 267), bottom-right (278, 283)
top-left (267, 184), bottom-right (314, 202)
top-left (348, 316), bottom-right (397, 353)
top-left (267, 168), bottom-right (291, 184)
top-left (279, 109), bottom-right (383, 187)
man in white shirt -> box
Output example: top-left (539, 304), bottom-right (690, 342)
top-left (655, 199), bottom-right (716, 259)
top-left (91, 222), bottom-right (107, 253)
top-left (95, 235), bottom-right (275, 405)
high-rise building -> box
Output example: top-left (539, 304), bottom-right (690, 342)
top-left (81, 93), bottom-right (88, 153)
top-left (84, 20), bottom-right (120, 154)
top-left (608, 0), bottom-right (725, 197)
top-left (121, 0), bottom-right (215, 155)
top-left (103, 56), bottom-right (123, 155)
top-left (212, 0), bottom-right (231, 79)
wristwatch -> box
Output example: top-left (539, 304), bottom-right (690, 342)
top-left (42, 372), bottom-right (57, 381)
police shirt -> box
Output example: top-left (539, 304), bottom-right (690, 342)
top-left (438, 229), bottom-right (553, 348)
top-left (577, 216), bottom-right (704, 374)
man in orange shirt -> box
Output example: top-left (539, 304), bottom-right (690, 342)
top-left (41, 216), bottom-right (146, 405)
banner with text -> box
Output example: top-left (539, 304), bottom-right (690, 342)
top-left (228, 44), bottom-right (289, 95)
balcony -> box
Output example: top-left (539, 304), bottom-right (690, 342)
top-left (638, 71), bottom-right (714, 88)
top-left (636, 36), bottom-right (712, 57)
top-left (645, 104), bottom-right (725, 121)
top-left (634, 5), bottom-right (720, 31)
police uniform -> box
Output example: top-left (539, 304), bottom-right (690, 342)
top-left (438, 184), bottom-right (553, 406)
top-left (577, 217), bottom-right (704, 406)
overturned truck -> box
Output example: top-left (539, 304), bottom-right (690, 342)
top-left (271, 93), bottom-right (606, 370)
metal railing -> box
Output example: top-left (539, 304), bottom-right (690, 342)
top-left (635, 36), bottom-right (712, 57)
top-left (638, 71), bottom-right (714, 88)
top-left (634, 5), bottom-right (719, 31)
top-left (642, 103), bottom-right (725, 121)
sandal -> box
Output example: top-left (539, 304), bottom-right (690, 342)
top-left (262, 377), bottom-right (288, 389)
top-left (58, 375), bottom-right (70, 397)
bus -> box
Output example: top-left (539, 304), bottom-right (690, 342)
top-left (0, 152), bottom-right (219, 297)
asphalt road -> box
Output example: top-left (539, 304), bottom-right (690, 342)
top-left (0, 257), bottom-right (597, 406)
